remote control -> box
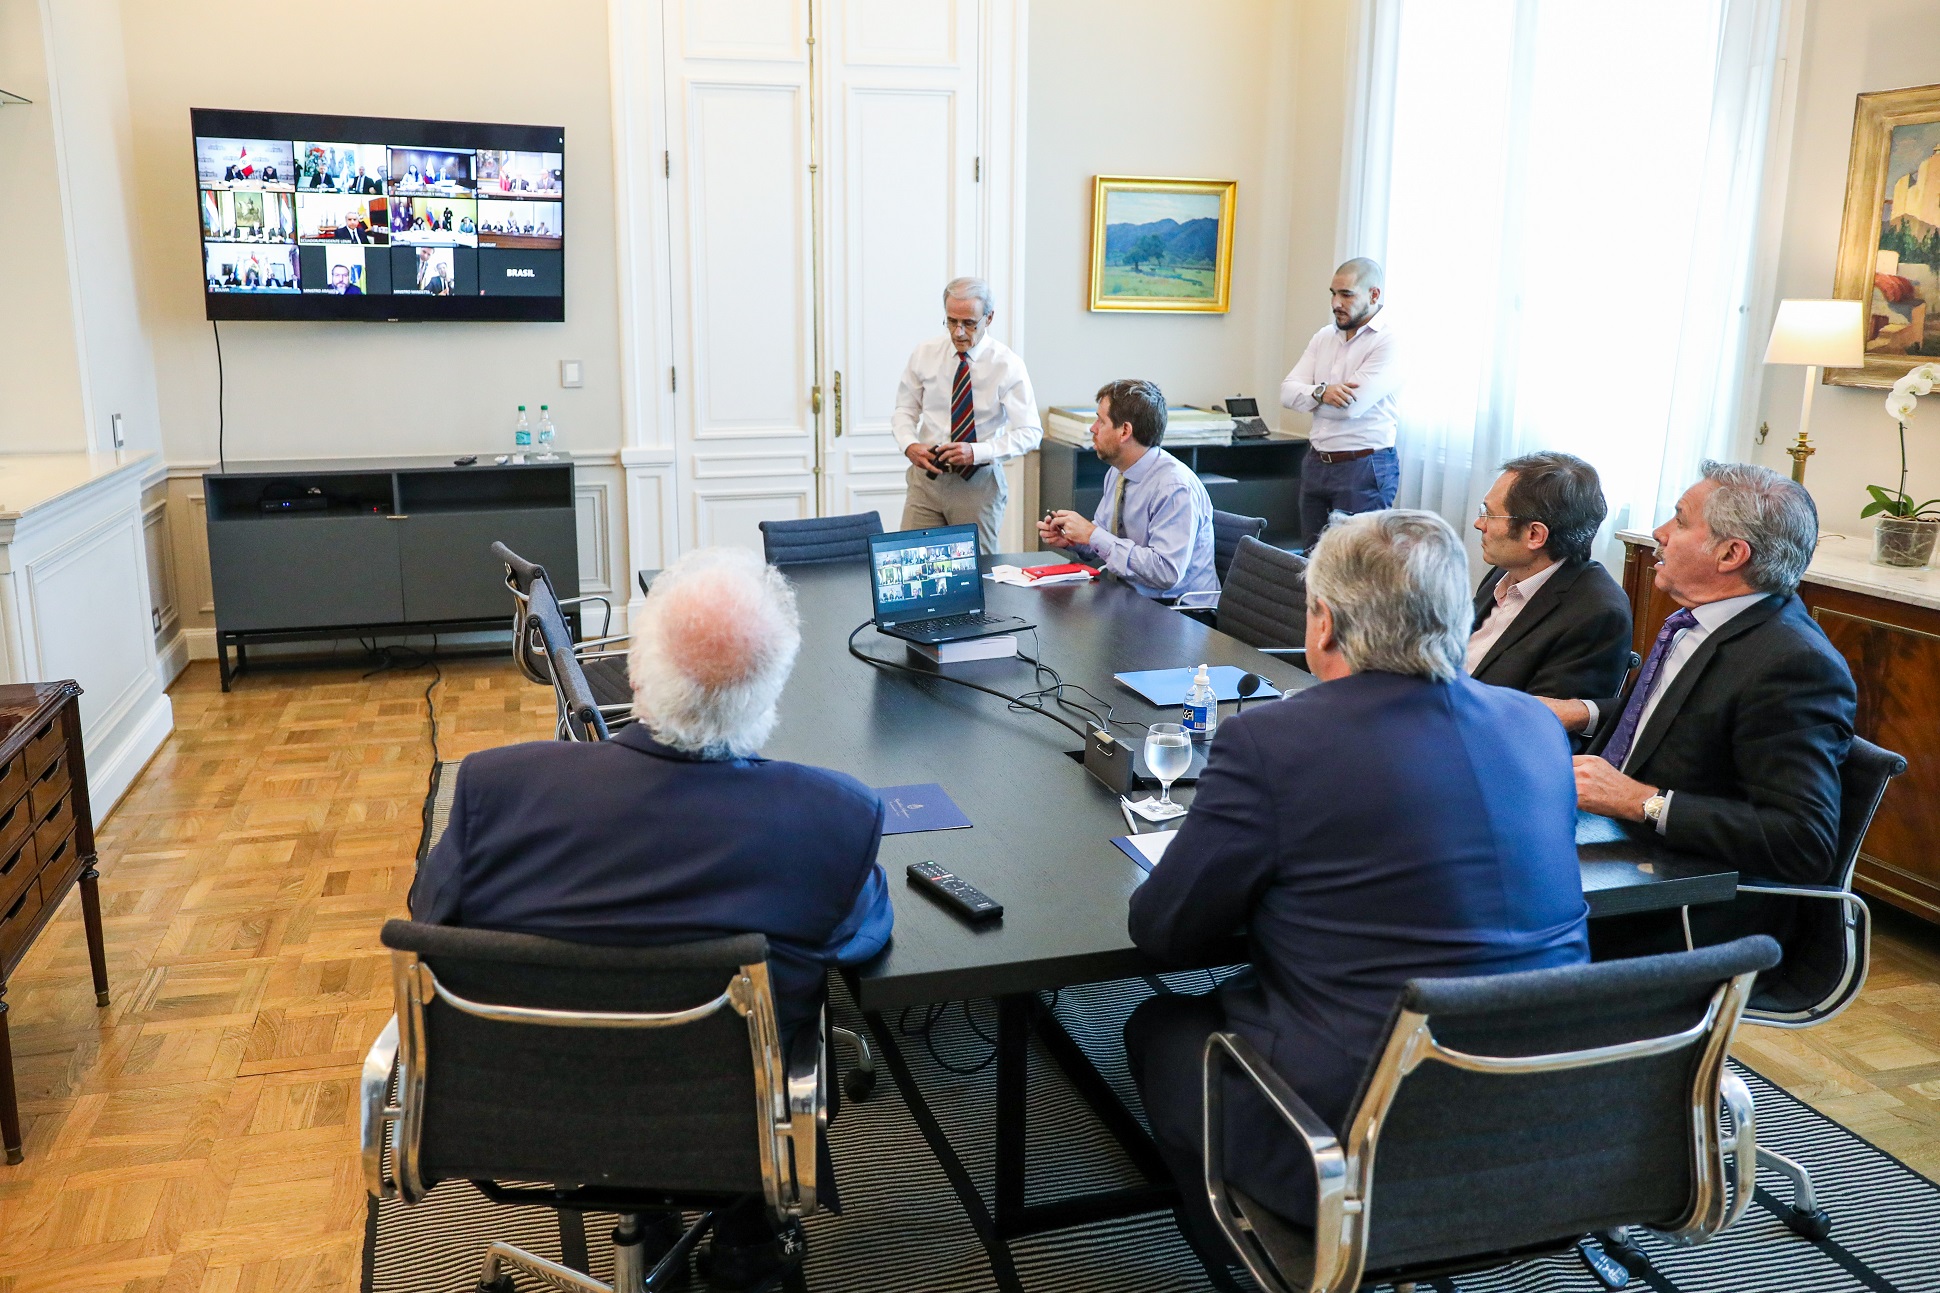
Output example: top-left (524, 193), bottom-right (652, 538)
top-left (906, 861), bottom-right (1003, 922)
top-left (453, 455), bottom-right (478, 465)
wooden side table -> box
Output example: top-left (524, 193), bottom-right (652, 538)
top-left (0, 680), bottom-right (110, 1164)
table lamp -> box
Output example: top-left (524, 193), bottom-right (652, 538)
top-left (1764, 299), bottom-right (1865, 483)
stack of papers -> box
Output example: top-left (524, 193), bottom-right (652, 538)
top-left (987, 565), bottom-right (1092, 588)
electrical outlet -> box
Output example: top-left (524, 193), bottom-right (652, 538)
top-left (111, 412), bottom-right (125, 448)
top-left (560, 359), bottom-right (583, 388)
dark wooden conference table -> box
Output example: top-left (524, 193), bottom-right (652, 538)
top-left (757, 554), bottom-right (1738, 1251)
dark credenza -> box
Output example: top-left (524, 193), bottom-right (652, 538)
top-left (1037, 434), bottom-right (1310, 548)
top-left (203, 457), bottom-right (579, 688)
top-left (0, 681), bottom-right (109, 1165)
top-left (1618, 533), bottom-right (1940, 925)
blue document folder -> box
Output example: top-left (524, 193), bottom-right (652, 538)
top-left (1111, 830), bottom-right (1177, 873)
top-left (877, 783), bottom-right (973, 835)
top-left (1113, 666), bottom-right (1284, 707)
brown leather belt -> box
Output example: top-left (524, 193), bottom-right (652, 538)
top-left (1309, 447), bottom-right (1382, 464)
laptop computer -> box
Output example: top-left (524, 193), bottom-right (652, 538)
top-left (868, 524), bottom-right (1034, 645)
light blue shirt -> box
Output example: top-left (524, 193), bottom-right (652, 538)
top-left (1071, 446), bottom-right (1217, 599)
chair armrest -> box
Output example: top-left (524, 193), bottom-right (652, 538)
top-left (781, 1016), bottom-right (825, 1216)
top-left (1737, 883), bottom-right (1872, 1027)
top-left (1717, 1068), bottom-right (1757, 1232)
top-left (360, 1015), bottom-right (402, 1201)
top-left (557, 594), bottom-right (613, 638)
top-left (1173, 590), bottom-right (1221, 609)
top-left (1204, 1031), bottom-right (1357, 1293)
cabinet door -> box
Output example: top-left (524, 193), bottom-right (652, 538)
top-left (399, 509), bottom-right (579, 624)
top-left (207, 516), bottom-right (404, 631)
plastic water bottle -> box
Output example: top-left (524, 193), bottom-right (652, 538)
top-left (1182, 663), bottom-right (1218, 744)
top-left (535, 405), bottom-right (558, 461)
top-left (514, 405), bottom-right (531, 460)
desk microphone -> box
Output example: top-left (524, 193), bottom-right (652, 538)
top-left (1235, 672), bottom-right (1262, 714)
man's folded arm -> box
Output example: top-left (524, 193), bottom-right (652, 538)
top-left (1128, 721), bottom-right (1277, 964)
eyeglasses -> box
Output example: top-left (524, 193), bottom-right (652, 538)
top-left (1475, 503), bottom-right (1533, 523)
top-left (943, 317), bottom-right (986, 334)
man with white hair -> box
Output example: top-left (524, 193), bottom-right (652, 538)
top-left (410, 546), bottom-right (890, 1042)
top-left (891, 276), bottom-right (1043, 552)
top-left (1122, 509), bottom-right (1587, 1266)
top-left (1280, 257), bottom-right (1404, 552)
top-left (1544, 461), bottom-right (1855, 955)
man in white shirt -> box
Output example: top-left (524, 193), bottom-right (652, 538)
top-left (1279, 258), bottom-right (1404, 553)
top-left (892, 277), bottom-right (1043, 553)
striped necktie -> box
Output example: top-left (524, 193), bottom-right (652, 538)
top-left (949, 352), bottom-right (977, 477)
top-left (1109, 472), bottom-right (1129, 536)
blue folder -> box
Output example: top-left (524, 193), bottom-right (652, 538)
top-left (1113, 666), bottom-right (1283, 707)
top-left (877, 783), bottom-right (973, 835)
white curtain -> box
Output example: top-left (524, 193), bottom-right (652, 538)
top-left (1338, 0), bottom-right (1789, 561)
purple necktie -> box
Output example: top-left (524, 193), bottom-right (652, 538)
top-left (1601, 607), bottom-right (1699, 771)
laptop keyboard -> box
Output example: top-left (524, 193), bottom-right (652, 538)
top-left (923, 611), bottom-right (1012, 630)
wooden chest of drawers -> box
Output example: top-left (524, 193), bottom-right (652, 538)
top-left (0, 681), bottom-right (109, 1164)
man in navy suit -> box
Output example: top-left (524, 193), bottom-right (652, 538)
top-left (1125, 509), bottom-right (1588, 1263)
top-left (1544, 462), bottom-right (1855, 953)
top-left (411, 546), bottom-right (891, 1288)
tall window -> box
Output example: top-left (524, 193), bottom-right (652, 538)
top-left (1341, 0), bottom-right (1788, 556)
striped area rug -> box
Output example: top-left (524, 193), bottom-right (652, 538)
top-left (373, 764), bottom-right (1940, 1292)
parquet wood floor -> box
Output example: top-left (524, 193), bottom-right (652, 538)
top-left (0, 655), bottom-right (1935, 1291)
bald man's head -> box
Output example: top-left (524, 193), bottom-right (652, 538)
top-left (629, 548), bottom-right (802, 757)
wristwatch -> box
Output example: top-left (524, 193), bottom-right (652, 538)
top-left (1641, 794), bottom-right (1668, 825)
top-left (1313, 383), bottom-right (1328, 402)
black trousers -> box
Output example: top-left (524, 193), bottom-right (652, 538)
top-left (1124, 992), bottom-right (1241, 1267)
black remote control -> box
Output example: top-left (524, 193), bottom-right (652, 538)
top-left (906, 861), bottom-right (1003, 922)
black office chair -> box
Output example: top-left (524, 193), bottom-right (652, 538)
top-left (1727, 734), bottom-right (1907, 1239)
top-left (360, 922), bottom-right (820, 1293)
top-left (759, 513), bottom-right (884, 567)
top-left (1203, 936), bottom-right (1777, 1293)
top-left (493, 542), bottom-right (631, 740)
top-left (1189, 535), bottom-right (1309, 669)
top-left (1210, 510), bottom-right (1268, 585)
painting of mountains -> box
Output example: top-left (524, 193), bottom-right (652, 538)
top-left (1090, 178), bottom-right (1235, 312)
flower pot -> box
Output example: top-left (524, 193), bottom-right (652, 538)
top-left (1872, 515), bottom-right (1940, 568)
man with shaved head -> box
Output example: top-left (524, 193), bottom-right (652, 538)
top-left (1280, 257), bottom-right (1405, 552)
top-left (410, 546), bottom-right (889, 1285)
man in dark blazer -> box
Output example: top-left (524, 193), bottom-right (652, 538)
top-left (410, 547), bottom-right (891, 1288)
top-left (1546, 462), bottom-right (1855, 951)
top-left (1125, 509), bottom-right (1588, 1264)
top-left (1467, 451), bottom-right (1632, 703)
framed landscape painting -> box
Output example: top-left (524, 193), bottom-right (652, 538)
top-left (1831, 82), bottom-right (1940, 388)
top-left (1088, 176), bottom-right (1236, 313)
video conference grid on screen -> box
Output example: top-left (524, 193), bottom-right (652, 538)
top-left (194, 132), bottom-right (562, 302)
top-left (873, 537), bottom-right (979, 610)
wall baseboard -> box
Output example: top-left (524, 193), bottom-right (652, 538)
top-left (158, 629), bottom-right (190, 683)
top-left (89, 689), bottom-right (174, 826)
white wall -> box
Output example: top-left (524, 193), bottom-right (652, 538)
top-left (0, 0), bottom-right (89, 451)
top-left (1022, 0), bottom-right (1306, 420)
top-left (118, 0), bottom-right (624, 466)
top-left (1752, 0), bottom-right (1940, 536)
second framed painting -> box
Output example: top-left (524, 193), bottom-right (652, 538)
top-left (1088, 175), bottom-right (1236, 313)
top-left (1831, 82), bottom-right (1940, 388)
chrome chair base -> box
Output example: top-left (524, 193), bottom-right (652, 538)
top-left (1757, 1146), bottom-right (1832, 1239)
top-left (831, 1024), bottom-right (875, 1100)
top-left (476, 1212), bottom-right (712, 1293)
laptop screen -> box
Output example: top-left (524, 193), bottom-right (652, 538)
top-left (869, 524), bottom-right (983, 625)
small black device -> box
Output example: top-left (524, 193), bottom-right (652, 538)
top-left (906, 861), bottom-right (1003, 922)
top-left (1225, 396), bottom-right (1271, 439)
top-left (453, 454), bottom-right (477, 465)
top-left (868, 523), bottom-right (1031, 645)
top-left (1236, 672), bottom-right (1263, 713)
top-left (260, 485), bottom-right (328, 513)
top-left (1083, 728), bottom-right (1136, 795)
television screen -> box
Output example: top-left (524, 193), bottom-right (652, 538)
top-left (192, 108), bottom-right (564, 322)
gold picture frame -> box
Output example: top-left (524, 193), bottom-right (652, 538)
top-left (1830, 82), bottom-right (1940, 388)
top-left (1088, 176), bottom-right (1236, 313)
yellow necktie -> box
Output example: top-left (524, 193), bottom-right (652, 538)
top-left (1110, 473), bottom-right (1129, 536)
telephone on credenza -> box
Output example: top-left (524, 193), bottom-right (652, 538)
top-left (1224, 396), bottom-right (1271, 439)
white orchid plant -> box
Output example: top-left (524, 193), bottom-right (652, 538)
top-left (1867, 362), bottom-right (1940, 521)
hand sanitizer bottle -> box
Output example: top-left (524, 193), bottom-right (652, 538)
top-left (1183, 663), bottom-right (1218, 744)
top-left (514, 405), bottom-right (531, 461)
top-left (535, 405), bottom-right (558, 461)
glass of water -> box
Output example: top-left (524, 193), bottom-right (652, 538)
top-left (1143, 723), bottom-right (1192, 813)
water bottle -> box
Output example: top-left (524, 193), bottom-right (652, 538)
top-left (1182, 663), bottom-right (1218, 744)
top-left (514, 405), bottom-right (531, 460)
top-left (535, 405), bottom-right (558, 461)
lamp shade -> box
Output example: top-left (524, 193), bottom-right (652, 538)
top-left (1764, 298), bottom-right (1865, 367)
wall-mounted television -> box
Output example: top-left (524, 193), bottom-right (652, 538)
top-left (191, 108), bottom-right (565, 322)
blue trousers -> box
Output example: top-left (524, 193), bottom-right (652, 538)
top-left (1298, 447), bottom-right (1398, 553)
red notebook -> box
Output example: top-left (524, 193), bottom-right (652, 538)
top-left (1022, 562), bottom-right (1099, 581)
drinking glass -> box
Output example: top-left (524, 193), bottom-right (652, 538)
top-left (1143, 723), bottom-right (1192, 813)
